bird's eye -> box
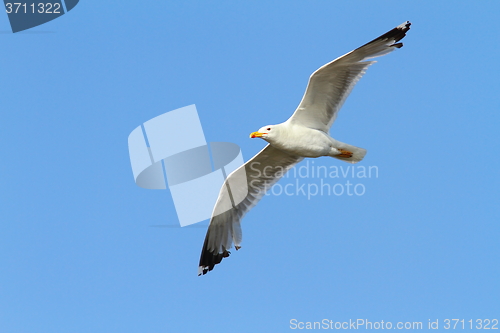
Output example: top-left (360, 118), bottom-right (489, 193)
top-left (267, 128), bottom-right (271, 131)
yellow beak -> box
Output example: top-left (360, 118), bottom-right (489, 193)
top-left (250, 131), bottom-right (264, 138)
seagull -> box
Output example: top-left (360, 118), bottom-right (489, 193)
top-left (198, 21), bottom-right (411, 275)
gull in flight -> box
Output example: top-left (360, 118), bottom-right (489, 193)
top-left (198, 21), bottom-right (411, 275)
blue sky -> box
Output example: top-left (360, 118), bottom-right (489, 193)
top-left (1, 1), bottom-right (499, 332)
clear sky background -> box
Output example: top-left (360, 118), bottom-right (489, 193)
top-left (1, 1), bottom-right (499, 332)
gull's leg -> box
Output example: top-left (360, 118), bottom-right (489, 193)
top-left (328, 141), bottom-right (366, 163)
top-left (337, 149), bottom-right (353, 158)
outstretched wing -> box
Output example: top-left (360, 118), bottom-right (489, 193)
top-left (288, 21), bottom-right (411, 132)
top-left (198, 145), bottom-right (303, 275)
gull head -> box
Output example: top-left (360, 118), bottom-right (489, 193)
top-left (250, 125), bottom-right (278, 142)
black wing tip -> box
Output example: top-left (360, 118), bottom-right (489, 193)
top-left (370, 20), bottom-right (411, 46)
top-left (356, 21), bottom-right (411, 52)
top-left (397, 21), bottom-right (411, 31)
top-left (388, 21), bottom-right (411, 44)
top-left (198, 249), bottom-right (231, 276)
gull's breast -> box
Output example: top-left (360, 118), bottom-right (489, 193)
top-left (274, 126), bottom-right (332, 158)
